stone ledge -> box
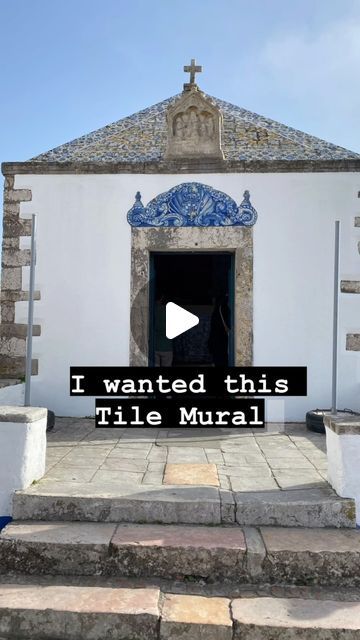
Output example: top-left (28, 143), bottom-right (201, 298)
top-left (3, 188), bottom-right (32, 202)
top-left (0, 290), bottom-right (41, 302)
top-left (0, 406), bottom-right (47, 423)
top-left (0, 324), bottom-right (41, 338)
top-left (2, 158), bottom-right (360, 175)
top-left (341, 280), bottom-right (360, 294)
top-left (346, 333), bottom-right (360, 351)
top-left (323, 413), bottom-right (360, 435)
top-left (0, 356), bottom-right (38, 377)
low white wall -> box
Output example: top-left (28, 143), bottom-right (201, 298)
top-left (0, 407), bottom-right (47, 517)
top-left (14, 172), bottom-right (360, 419)
top-left (325, 421), bottom-right (360, 525)
top-left (0, 383), bottom-right (25, 406)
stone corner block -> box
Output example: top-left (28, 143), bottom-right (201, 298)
top-left (0, 406), bottom-right (47, 423)
top-left (346, 334), bottom-right (360, 351)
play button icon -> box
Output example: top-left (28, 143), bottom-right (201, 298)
top-left (166, 302), bottom-right (199, 339)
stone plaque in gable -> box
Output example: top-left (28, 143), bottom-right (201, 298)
top-left (166, 88), bottom-right (224, 160)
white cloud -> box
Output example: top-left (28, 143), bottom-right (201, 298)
top-left (260, 15), bottom-right (360, 104)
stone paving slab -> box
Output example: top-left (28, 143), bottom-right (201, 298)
top-left (161, 593), bottom-right (232, 640)
top-left (164, 463), bottom-right (219, 486)
top-left (43, 421), bottom-right (331, 495)
top-left (232, 596), bottom-right (360, 637)
top-left (14, 420), bottom-right (357, 528)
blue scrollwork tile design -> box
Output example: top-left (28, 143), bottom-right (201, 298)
top-left (127, 183), bottom-right (257, 227)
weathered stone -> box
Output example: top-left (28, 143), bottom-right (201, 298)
top-left (0, 290), bottom-right (40, 302)
top-left (161, 594), bottom-right (232, 640)
top-left (0, 355), bottom-right (37, 377)
top-left (3, 158), bottom-right (360, 175)
top-left (106, 448), bottom-right (149, 460)
top-left (165, 86), bottom-right (225, 161)
top-left (0, 324), bottom-right (41, 338)
top-left (0, 521), bottom-right (117, 576)
top-left (2, 248), bottom-right (31, 267)
top-left (0, 303), bottom-right (15, 324)
top-left (346, 333), bottom-right (360, 351)
top-left (341, 280), bottom-right (360, 294)
top-left (0, 336), bottom-right (26, 357)
top-left (272, 468), bottom-right (324, 489)
top-left (0, 406), bottom-right (47, 423)
top-left (2, 237), bottom-right (19, 248)
top-left (100, 458), bottom-right (148, 472)
top-left (0, 581), bottom-right (160, 640)
top-left (219, 489), bottom-right (235, 523)
top-left (243, 527), bottom-right (266, 578)
top-left (110, 523), bottom-right (246, 580)
top-left (324, 414), bottom-right (360, 435)
top-left (13, 483), bottom-right (222, 524)
top-left (234, 489), bottom-right (356, 528)
top-left (164, 463), bottom-right (219, 486)
top-left (2, 201), bottom-right (20, 216)
top-left (1, 267), bottom-right (21, 290)
top-left (2, 217), bottom-right (32, 237)
top-left (232, 596), bottom-right (360, 638)
top-left (4, 188), bottom-right (32, 202)
top-left (261, 527), bottom-right (360, 586)
top-left (230, 477), bottom-right (279, 491)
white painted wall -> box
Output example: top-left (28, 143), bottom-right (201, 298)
top-left (14, 172), bottom-right (360, 420)
top-left (326, 427), bottom-right (360, 525)
top-left (0, 382), bottom-right (24, 406)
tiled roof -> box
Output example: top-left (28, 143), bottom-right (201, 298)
top-left (31, 93), bottom-right (360, 163)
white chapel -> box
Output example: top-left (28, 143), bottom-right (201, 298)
top-left (1, 60), bottom-right (360, 420)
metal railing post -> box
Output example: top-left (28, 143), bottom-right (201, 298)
top-left (331, 220), bottom-right (340, 415)
top-left (24, 214), bottom-right (36, 407)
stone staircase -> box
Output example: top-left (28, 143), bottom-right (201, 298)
top-left (0, 518), bottom-right (360, 638)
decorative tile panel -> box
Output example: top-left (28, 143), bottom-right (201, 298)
top-left (127, 183), bottom-right (257, 227)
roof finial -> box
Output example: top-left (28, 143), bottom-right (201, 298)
top-left (183, 58), bottom-right (202, 91)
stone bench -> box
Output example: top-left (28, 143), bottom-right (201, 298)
top-left (0, 406), bottom-right (47, 525)
top-left (323, 413), bottom-right (360, 525)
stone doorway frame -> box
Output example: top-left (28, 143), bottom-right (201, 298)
top-left (129, 226), bottom-right (253, 366)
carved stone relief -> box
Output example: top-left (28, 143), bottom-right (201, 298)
top-left (166, 87), bottom-right (224, 160)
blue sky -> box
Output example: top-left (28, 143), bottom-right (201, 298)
top-left (1, 0), bottom-right (360, 165)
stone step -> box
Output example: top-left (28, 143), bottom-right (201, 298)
top-left (0, 576), bottom-right (359, 639)
top-left (0, 577), bottom-right (160, 640)
top-left (12, 483), bottom-right (356, 528)
top-left (1, 521), bottom-right (360, 586)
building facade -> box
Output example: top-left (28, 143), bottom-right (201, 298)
top-left (1, 65), bottom-right (360, 419)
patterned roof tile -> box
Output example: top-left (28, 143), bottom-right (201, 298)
top-left (31, 93), bottom-right (360, 163)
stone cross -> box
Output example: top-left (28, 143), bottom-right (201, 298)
top-left (183, 58), bottom-right (202, 89)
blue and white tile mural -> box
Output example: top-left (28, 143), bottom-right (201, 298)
top-left (127, 183), bottom-right (258, 227)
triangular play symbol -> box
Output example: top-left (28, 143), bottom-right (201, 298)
top-left (166, 302), bottom-right (199, 339)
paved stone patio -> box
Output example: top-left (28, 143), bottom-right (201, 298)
top-left (43, 419), bottom-right (328, 493)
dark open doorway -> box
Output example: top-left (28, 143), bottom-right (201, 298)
top-left (149, 252), bottom-right (234, 366)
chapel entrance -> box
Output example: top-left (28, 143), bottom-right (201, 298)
top-left (149, 252), bottom-right (234, 366)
